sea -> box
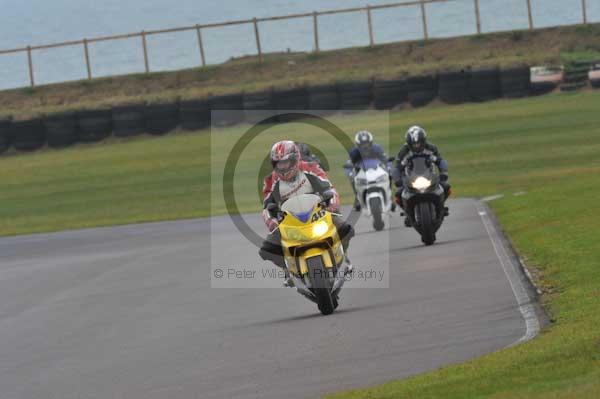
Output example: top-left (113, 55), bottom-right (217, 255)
top-left (0, 0), bottom-right (598, 89)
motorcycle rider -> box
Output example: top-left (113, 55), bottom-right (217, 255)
top-left (393, 126), bottom-right (451, 226)
top-left (346, 130), bottom-right (393, 211)
top-left (259, 140), bottom-right (354, 286)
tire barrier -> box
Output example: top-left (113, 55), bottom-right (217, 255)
top-left (406, 74), bottom-right (437, 107)
top-left (469, 68), bottom-right (501, 102)
top-left (78, 109), bottom-right (112, 143)
top-left (338, 81), bottom-right (372, 111)
top-left (438, 70), bottom-right (470, 104)
top-left (243, 90), bottom-right (274, 124)
top-left (308, 84), bottom-right (340, 112)
top-left (210, 93), bottom-right (244, 127)
top-left (144, 102), bottom-right (179, 135)
top-left (179, 99), bottom-right (211, 131)
top-left (500, 66), bottom-right (531, 98)
top-left (373, 78), bottom-right (407, 110)
top-left (44, 112), bottom-right (79, 148)
top-left (274, 87), bottom-right (309, 122)
top-left (112, 103), bottom-right (146, 137)
top-left (0, 118), bottom-right (12, 154)
top-left (530, 66), bottom-right (563, 96)
top-left (11, 118), bottom-right (46, 152)
top-left (590, 67), bottom-right (600, 89)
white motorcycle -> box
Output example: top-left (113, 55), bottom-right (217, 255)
top-left (344, 158), bottom-right (394, 231)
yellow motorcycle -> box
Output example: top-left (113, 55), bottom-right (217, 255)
top-left (275, 193), bottom-right (350, 315)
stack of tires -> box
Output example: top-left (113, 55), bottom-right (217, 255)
top-left (373, 78), bottom-right (407, 110)
top-left (438, 70), bottom-right (470, 104)
top-left (78, 109), bottom-right (112, 143)
top-left (500, 66), bottom-right (531, 98)
top-left (243, 90), bottom-right (274, 124)
top-left (469, 68), bottom-right (501, 102)
top-left (210, 93), bottom-right (244, 127)
top-left (590, 63), bottom-right (600, 89)
top-left (112, 103), bottom-right (146, 137)
top-left (179, 99), bottom-right (211, 131)
top-left (44, 112), bottom-right (79, 148)
top-left (338, 81), bottom-right (372, 111)
top-left (274, 87), bottom-right (309, 122)
top-left (406, 75), bottom-right (437, 107)
top-left (530, 66), bottom-right (563, 96)
top-left (0, 118), bottom-right (11, 154)
top-left (144, 102), bottom-right (179, 135)
top-left (307, 84), bottom-right (339, 113)
top-left (11, 119), bottom-right (46, 151)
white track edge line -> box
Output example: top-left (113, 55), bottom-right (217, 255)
top-left (475, 201), bottom-right (541, 347)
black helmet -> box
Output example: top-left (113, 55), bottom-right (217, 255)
top-left (355, 130), bottom-right (373, 149)
top-left (406, 125), bottom-right (427, 152)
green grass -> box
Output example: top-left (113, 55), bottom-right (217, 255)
top-left (1, 91), bottom-right (600, 397)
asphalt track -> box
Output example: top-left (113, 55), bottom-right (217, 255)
top-left (0, 198), bottom-right (539, 399)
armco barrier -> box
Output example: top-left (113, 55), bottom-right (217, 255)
top-left (0, 64), bottom-right (557, 155)
top-left (500, 66), bottom-right (530, 98)
top-left (44, 112), bottom-right (79, 148)
top-left (438, 70), bottom-right (470, 104)
top-left (112, 103), bottom-right (146, 137)
top-left (0, 118), bottom-right (12, 154)
top-left (406, 74), bottom-right (437, 107)
top-left (373, 78), bottom-right (407, 110)
top-left (78, 109), bottom-right (112, 143)
top-left (469, 68), bottom-right (501, 102)
top-left (11, 118), bottom-right (46, 151)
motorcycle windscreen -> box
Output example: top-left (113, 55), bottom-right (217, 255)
top-left (407, 157), bottom-right (435, 180)
top-left (357, 158), bottom-right (381, 171)
top-left (281, 193), bottom-right (321, 223)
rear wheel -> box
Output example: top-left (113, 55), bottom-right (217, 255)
top-left (417, 202), bottom-right (436, 245)
top-left (369, 197), bottom-right (385, 231)
top-left (307, 256), bottom-right (335, 315)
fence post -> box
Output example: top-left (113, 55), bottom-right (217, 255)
top-left (420, 0), bottom-right (429, 40)
top-left (253, 18), bottom-right (263, 63)
top-left (26, 46), bottom-right (35, 87)
top-left (313, 12), bottom-right (320, 52)
top-left (526, 0), bottom-right (534, 29)
top-left (367, 5), bottom-right (375, 46)
top-left (83, 39), bottom-right (92, 80)
top-left (474, 0), bottom-right (482, 34)
top-left (581, 0), bottom-right (588, 24)
top-left (141, 31), bottom-right (150, 73)
top-left (196, 25), bottom-right (206, 67)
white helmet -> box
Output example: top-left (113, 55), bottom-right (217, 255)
top-left (354, 130), bottom-right (373, 148)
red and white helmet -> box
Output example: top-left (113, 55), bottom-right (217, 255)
top-left (270, 140), bottom-right (300, 181)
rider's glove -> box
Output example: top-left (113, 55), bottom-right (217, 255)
top-left (440, 173), bottom-right (449, 182)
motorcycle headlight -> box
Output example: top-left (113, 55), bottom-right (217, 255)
top-left (411, 176), bottom-right (432, 190)
top-left (311, 221), bottom-right (329, 237)
top-left (375, 175), bottom-right (388, 183)
top-left (356, 178), bottom-right (368, 185)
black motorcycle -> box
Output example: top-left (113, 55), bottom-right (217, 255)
top-left (400, 154), bottom-right (448, 245)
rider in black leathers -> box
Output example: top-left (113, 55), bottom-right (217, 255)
top-left (393, 126), bottom-right (451, 226)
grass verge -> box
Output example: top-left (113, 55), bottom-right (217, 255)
top-left (1, 91), bottom-right (599, 397)
top-left (3, 23), bottom-right (600, 120)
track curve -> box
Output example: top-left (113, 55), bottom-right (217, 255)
top-left (0, 198), bottom-right (532, 399)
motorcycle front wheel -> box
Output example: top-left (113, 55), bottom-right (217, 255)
top-left (417, 202), bottom-right (436, 246)
top-left (307, 256), bottom-right (335, 315)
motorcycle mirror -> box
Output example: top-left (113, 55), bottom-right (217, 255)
top-left (321, 190), bottom-right (334, 205)
top-left (388, 156), bottom-right (395, 162)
